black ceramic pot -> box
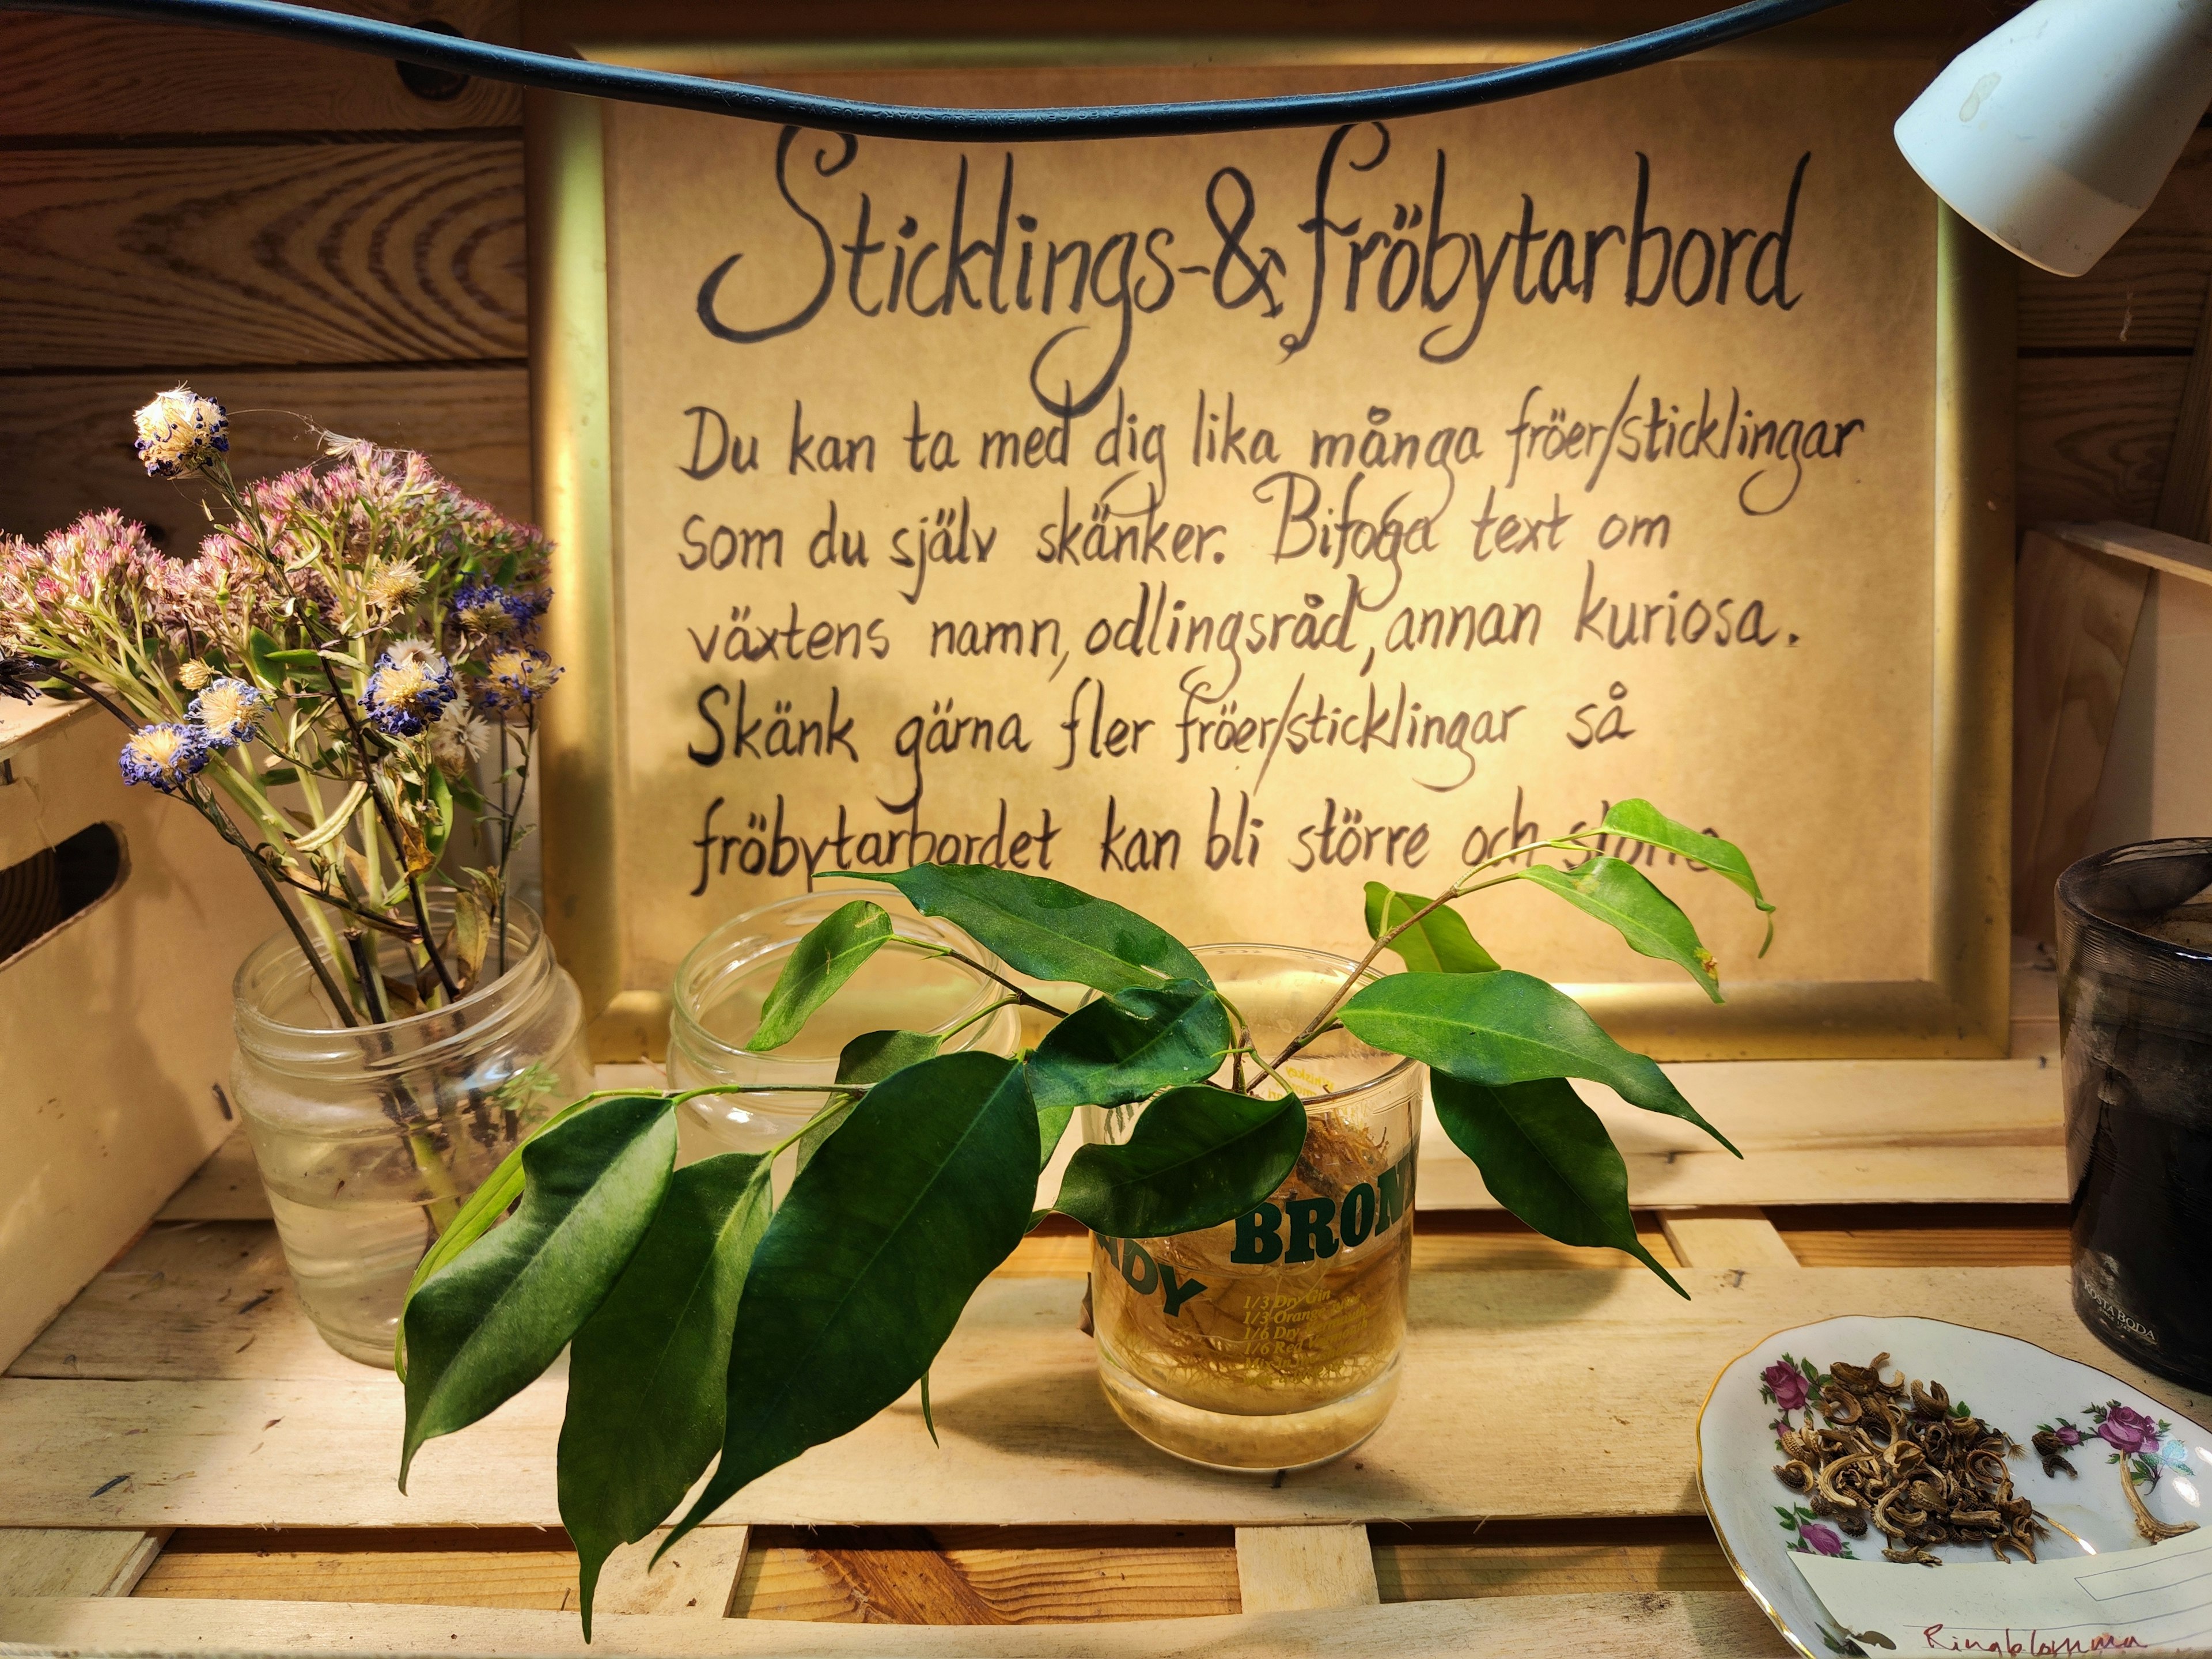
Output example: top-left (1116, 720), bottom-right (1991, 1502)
top-left (2057, 839), bottom-right (2212, 1392)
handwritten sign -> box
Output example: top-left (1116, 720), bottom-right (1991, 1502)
top-left (1794, 1524), bottom-right (2212, 1653)
top-left (589, 57), bottom-right (1944, 1009)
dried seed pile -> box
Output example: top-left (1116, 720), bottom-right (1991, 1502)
top-left (1774, 1354), bottom-right (2045, 1565)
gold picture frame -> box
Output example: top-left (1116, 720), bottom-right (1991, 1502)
top-left (527, 43), bottom-right (2015, 1065)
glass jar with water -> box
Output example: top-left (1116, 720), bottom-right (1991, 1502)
top-left (666, 888), bottom-right (1025, 1162)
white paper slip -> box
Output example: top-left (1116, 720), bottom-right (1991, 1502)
top-left (1792, 1525), bottom-right (2212, 1655)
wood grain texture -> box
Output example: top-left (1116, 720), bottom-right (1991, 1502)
top-left (131, 1043), bottom-right (2067, 1245)
top-left (0, 1528), bottom-right (164, 1597)
top-left (2019, 132), bottom-right (2212, 353)
top-left (2157, 287), bottom-right (2212, 540)
top-left (9, 1222), bottom-right (350, 1382)
top-left (2045, 520), bottom-right (2212, 589)
top-left (1370, 1517), bottom-right (1740, 1604)
top-left (1234, 1525), bottom-right (1378, 1612)
top-left (0, 142), bottom-right (526, 369)
top-left (2, 1215), bottom-right (1680, 1387)
top-left (0, 0), bottom-right (520, 137)
top-left (1656, 1210), bottom-right (1797, 1269)
top-left (1418, 1059), bottom-right (2062, 1210)
top-left (1778, 1223), bottom-right (2071, 1269)
top-left (0, 368), bottom-right (532, 543)
top-left (156, 1138), bottom-right (274, 1224)
top-left (1, 1588), bottom-right (1798, 1656)
top-left (730, 1526), bottom-right (1237, 1624)
top-left (3, 1268), bottom-right (2203, 1532)
top-left (137, 1525), bottom-right (748, 1617)
top-left (2017, 357), bottom-right (2191, 528)
top-left (2009, 530), bottom-right (2152, 942)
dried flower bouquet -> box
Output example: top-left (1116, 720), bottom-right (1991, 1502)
top-left (0, 388), bottom-right (562, 1027)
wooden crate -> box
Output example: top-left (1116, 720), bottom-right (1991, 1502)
top-left (6, 964), bottom-right (2203, 1657)
top-left (0, 698), bottom-right (270, 1370)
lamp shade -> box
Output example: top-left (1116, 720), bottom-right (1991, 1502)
top-left (1895, 0), bottom-right (2212, 277)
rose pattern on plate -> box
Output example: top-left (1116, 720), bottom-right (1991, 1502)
top-left (2075, 1400), bottom-right (2197, 1494)
top-left (1760, 1352), bottom-right (1831, 1441)
top-left (1774, 1502), bottom-right (1855, 1559)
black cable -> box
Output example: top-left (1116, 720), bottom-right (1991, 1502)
top-left (2, 0), bottom-right (1856, 141)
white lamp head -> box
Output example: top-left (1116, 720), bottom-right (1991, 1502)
top-left (1895, 0), bottom-right (2212, 277)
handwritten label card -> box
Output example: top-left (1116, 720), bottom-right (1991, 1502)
top-left (1794, 1525), bottom-right (2212, 1654)
top-left (599, 58), bottom-right (1938, 990)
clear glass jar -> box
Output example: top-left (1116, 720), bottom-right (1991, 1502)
top-left (667, 888), bottom-right (1023, 1162)
top-left (1086, 944), bottom-right (1422, 1472)
top-left (230, 902), bottom-right (592, 1368)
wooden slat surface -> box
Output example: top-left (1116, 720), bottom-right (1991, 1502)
top-left (134, 1525), bottom-right (748, 1619)
top-left (1771, 1203), bottom-right (2074, 1268)
top-left (0, 367), bottom-right (532, 543)
top-left (8, 1217), bottom-right (1690, 1387)
top-left (2017, 355), bottom-right (2192, 527)
top-left (729, 1525), bottom-right (1239, 1624)
top-left (0, 1529), bottom-right (163, 1599)
top-left (143, 1043), bottom-right (2067, 1240)
top-left (0, 141), bottom-right (526, 369)
top-left (1370, 1517), bottom-right (1739, 1604)
top-left (0, 1588), bottom-right (1797, 1656)
top-left (1234, 1524), bottom-right (1378, 1612)
top-left (1657, 1210), bottom-right (1796, 1269)
top-left (3, 1266), bottom-right (2202, 1532)
top-left (2009, 529), bottom-right (2152, 943)
top-left (1422, 1057), bottom-right (2062, 1209)
top-left (0, 0), bottom-right (521, 135)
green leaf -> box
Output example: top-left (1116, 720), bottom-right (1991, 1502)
top-left (796, 1028), bottom-right (942, 1175)
top-left (1338, 971), bottom-right (1739, 1156)
top-left (1363, 883), bottom-right (1501, 974)
top-left (839, 865), bottom-right (1204, 993)
top-left (245, 625), bottom-right (288, 691)
top-left (399, 1093), bottom-right (677, 1488)
top-left (560, 1151), bottom-right (771, 1637)
top-left (919, 1369), bottom-right (938, 1447)
top-left (1052, 1084), bottom-right (1306, 1238)
top-left (1600, 800), bottom-right (1775, 954)
top-left (745, 900), bottom-right (894, 1053)
top-left (1026, 979), bottom-right (1232, 1111)
top-left (1036, 1101), bottom-right (1077, 1174)
top-left (1430, 1074), bottom-right (1684, 1296)
top-left (1512, 857), bottom-right (1722, 1002)
top-left (393, 1090), bottom-right (634, 1377)
top-left (662, 1053), bottom-right (1037, 1549)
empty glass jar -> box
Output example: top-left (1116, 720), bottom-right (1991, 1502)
top-left (1086, 943), bottom-right (1422, 1471)
top-left (666, 888), bottom-right (1023, 1162)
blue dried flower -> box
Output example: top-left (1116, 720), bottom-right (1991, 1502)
top-left (360, 639), bottom-right (457, 737)
top-left (451, 581), bottom-right (548, 640)
top-left (188, 676), bottom-right (266, 749)
top-left (119, 722), bottom-right (209, 793)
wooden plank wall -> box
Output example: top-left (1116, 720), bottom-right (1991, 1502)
top-left (0, 0), bottom-right (531, 544)
top-left (2, 4), bottom-right (2203, 770)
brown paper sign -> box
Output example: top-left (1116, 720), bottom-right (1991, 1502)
top-left (596, 58), bottom-right (1938, 996)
